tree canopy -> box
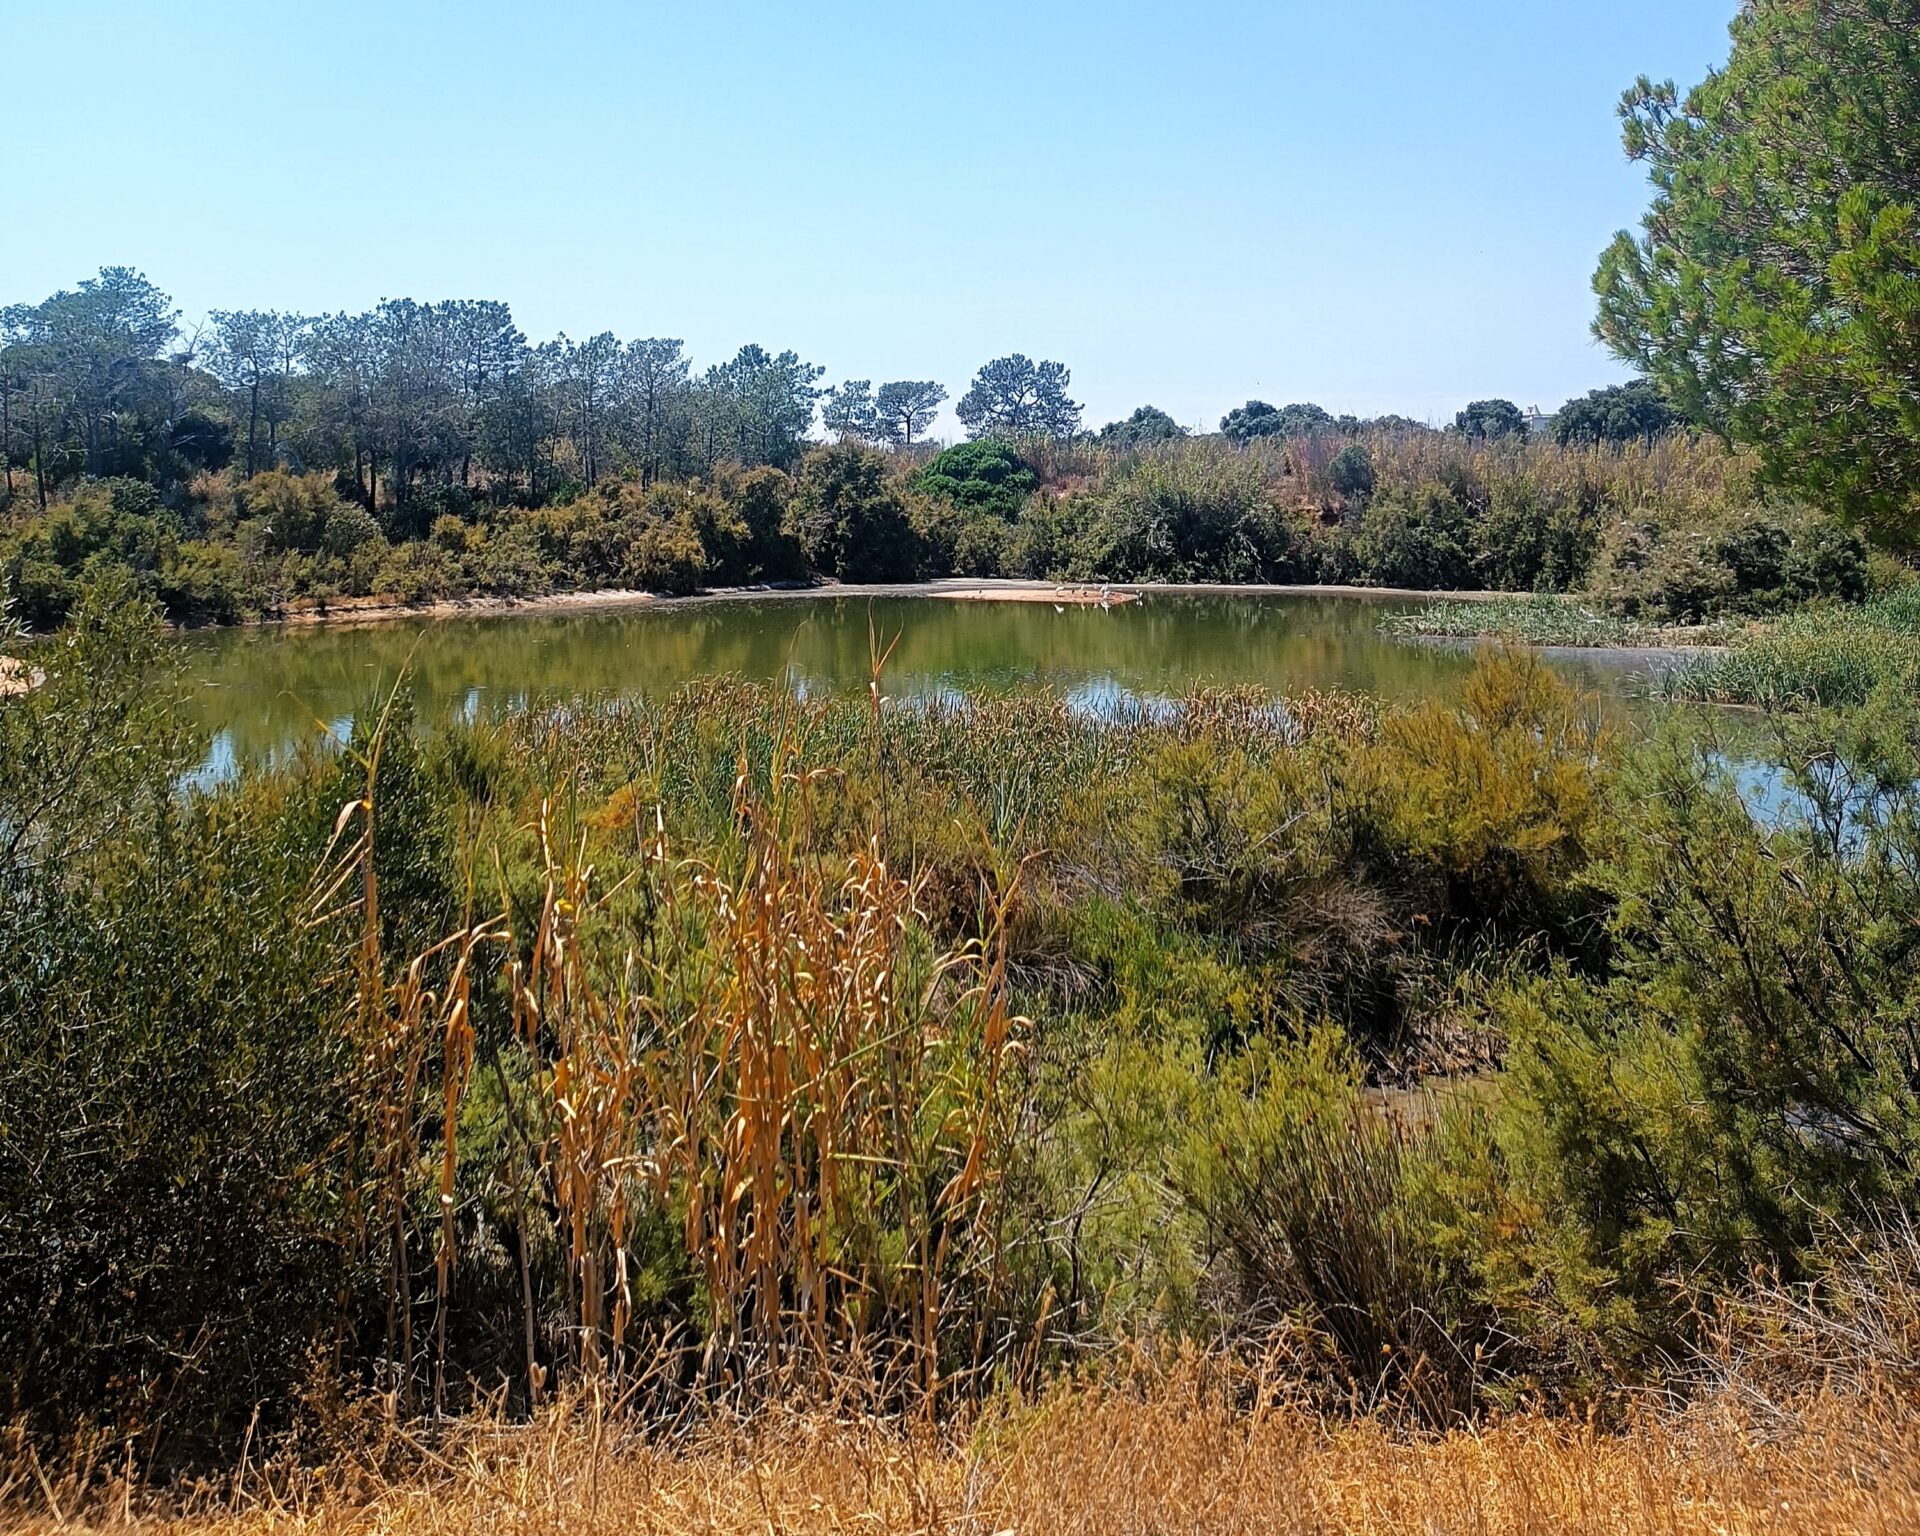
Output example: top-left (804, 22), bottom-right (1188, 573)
top-left (1097, 405), bottom-right (1187, 448)
top-left (1219, 401), bottom-right (1335, 443)
top-left (1552, 380), bottom-right (1679, 446)
top-left (872, 380), bottom-right (947, 449)
top-left (955, 355), bottom-right (1082, 441)
top-left (787, 443), bottom-right (919, 581)
top-left (916, 439), bottom-right (1037, 520)
top-left (1452, 400), bottom-right (1528, 441)
top-left (1595, 0), bottom-right (1920, 545)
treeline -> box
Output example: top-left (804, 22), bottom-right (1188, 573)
top-left (4, 267), bottom-right (1773, 631)
top-left (0, 269), bottom-right (885, 515)
top-left (2, 268), bottom-right (1688, 523)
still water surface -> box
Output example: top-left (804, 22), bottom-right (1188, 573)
top-left (173, 592), bottom-right (1675, 776)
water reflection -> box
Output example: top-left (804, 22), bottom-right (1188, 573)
top-left (170, 593), bottom-right (1671, 777)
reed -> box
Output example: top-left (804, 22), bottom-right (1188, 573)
top-left (1388, 594), bottom-right (1731, 648)
top-left (1660, 588), bottom-right (1920, 707)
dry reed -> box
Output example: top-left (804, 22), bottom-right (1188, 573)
top-left (9, 1362), bottom-right (1914, 1535)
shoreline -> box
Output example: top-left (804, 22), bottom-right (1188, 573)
top-left (246, 577), bottom-right (1524, 632)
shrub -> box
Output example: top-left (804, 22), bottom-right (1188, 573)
top-left (720, 465), bottom-right (807, 581)
top-left (158, 539), bottom-right (248, 624)
top-left (1084, 441), bottom-right (1280, 582)
top-left (1591, 504), bottom-right (1867, 622)
top-left (1328, 443), bottom-right (1377, 504)
top-left (321, 499), bottom-right (383, 558)
top-left (375, 539), bottom-right (464, 602)
top-left (1367, 648), bottom-right (1611, 921)
top-left (1475, 479), bottom-right (1601, 592)
top-left (0, 480), bottom-right (171, 628)
top-left (917, 439), bottom-right (1038, 521)
top-left (789, 443), bottom-right (920, 581)
top-left (464, 521), bottom-right (552, 595)
top-left (1177, 1030), bottom-right (1492, 1422)
top-left (622, 517), bottom-right (708, 595)
top-left (1486, 706), bottom-right (1920, 1363)
top-left (952, 514), bottom-right (1013, 577)
top-left (0, 585), bottom-right (356, 1462)
top-left (1353, 483), bottom-right (1478, 589)
top-left (240, 470), bottom-right (355, 554)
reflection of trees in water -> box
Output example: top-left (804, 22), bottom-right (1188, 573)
top-left (173, 596), bottom-right (1650, 770)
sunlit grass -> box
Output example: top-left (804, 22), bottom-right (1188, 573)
top-left (1661, 587), bottom-right (1920, 707)
top-left (1386, 594), bottom-right (1733, 649)
top-left (51, 1367), bottom-right (1920, 1535)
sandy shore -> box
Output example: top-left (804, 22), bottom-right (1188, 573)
top-left (935, 583), bottom-right (1137, 606)
top-left (255, 578), bottom-right (1516, 631)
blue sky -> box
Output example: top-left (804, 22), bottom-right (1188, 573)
top-left (7, 1), bottom-right (1736, 435)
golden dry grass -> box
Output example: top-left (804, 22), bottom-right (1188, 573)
top-left (13, 1371), bottom-right (1917, 1536)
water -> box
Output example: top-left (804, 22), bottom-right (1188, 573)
top-left (171, 591), bottom-right (1675, 775)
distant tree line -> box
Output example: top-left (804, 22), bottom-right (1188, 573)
top-left (0, 267), bottom-right (1747, 632)
top-left (0, 270), bottom-right (1086, 527)
top-left (1, 268), bottom-right (1707, 530)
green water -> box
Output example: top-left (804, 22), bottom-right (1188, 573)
top-left (173, 592), bottom-right (1672, 775)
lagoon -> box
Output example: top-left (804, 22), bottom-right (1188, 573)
top-left (172, 590), bottom-right (1674, 775)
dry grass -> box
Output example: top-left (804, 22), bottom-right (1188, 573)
top-left (8, 1367), bottom-right (1916, 1535)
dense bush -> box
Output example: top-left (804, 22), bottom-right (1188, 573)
top-left (0, 589), bottom-right (360, 1457)
top-left (1591, 502), bottom-right (1868, 621)
top-left (3, 429), bottom-right (1887, 631)
top-left (1352, 482), bottom-right (1479, 589)
top-left (1065, 441), bottom-right (1307, 583)
top-left (1475, 704), bottom-right (1920, 1367)
top-left (917, 439), bottom-right (1037, 521)
top-left (788, 442), bottom-right (920, 581)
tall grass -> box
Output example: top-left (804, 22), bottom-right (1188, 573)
top-left (316, 651), bottom-right (1039, 1418)
top-left (1660, 587), bottom-right (1920, 707)
top-left (1388, 594), bottom-right (1732, 648)
top-left (28, 1356), bottom-right (1920, 1533)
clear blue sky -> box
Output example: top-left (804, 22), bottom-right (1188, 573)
top-left (8, 1), bottom-right (1736, 435)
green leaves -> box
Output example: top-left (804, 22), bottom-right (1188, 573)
top-left (1597, 0), bottom-right (1920, 547)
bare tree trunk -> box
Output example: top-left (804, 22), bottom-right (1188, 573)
top-left (246, 378), bottom-right (260, 477)
top-left (29, 408), bottom-right (47, 512)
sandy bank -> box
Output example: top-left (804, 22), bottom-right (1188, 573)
top-left (934, 583), bottom-right (1137, 606)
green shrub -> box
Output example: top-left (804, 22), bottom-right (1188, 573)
top-left (159, 539), bottom-right (249, 624)
top-left (788, 443), bottom-right (920, 581)
top-left (1176, 1030), bottom-right (1493, 1422)
top-left (376, 539), bottom-right (465, 602)
top-left (1328, 442), bottom-right (1377, 504)
top-left (1475, 480), bottom-right (1601, 592)
top-left (952, 514), bottom-right (1013, 577)
top-left (1484, 708), bottom-right (1920, 1364)
top-left (0, 585), bottom-right (357, 1462)
top-left (622, 516), bottom-right (708, 595)
top-left (917, 439), bottom-right (1037, 520)
top-left (1082, 441), bottom-right (1287, 582)
top-left (1353, 483), bottom-right (1478, 589)
top-left (1592, 504), bottom-right (1867, 622)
